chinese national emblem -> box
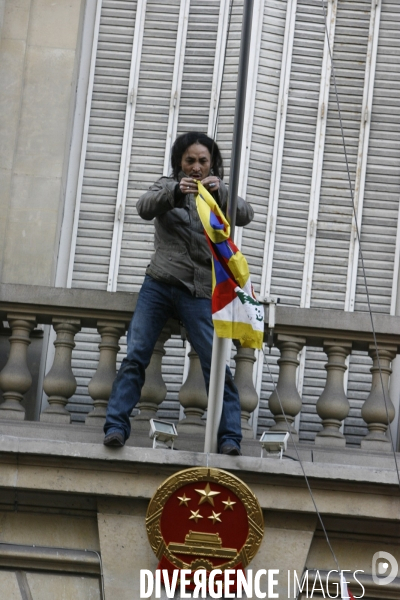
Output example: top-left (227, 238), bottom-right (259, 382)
top-left (146, 467), bottom-right (264, 588)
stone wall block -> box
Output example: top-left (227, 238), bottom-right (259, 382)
top-left (40, 318), bottom-right (81, 424)
top-left (361, 344), bottom-right (397, 448)
top-left (0, 314), bottom-right (36, 419)
top-left (177, 348), bottom-right (208, 433)
top-left (233, 343), bottom-right (258, 439)
top-left (86, 321), bottom-right (125, 426)
top-left (268, 335), bottom-right (306, 434)
top-left (131, 327), bottom-right (170, 431)
top-left (315, 341), bottom-right (352, 445)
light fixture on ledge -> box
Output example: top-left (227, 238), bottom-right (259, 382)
top-left (259, 431), bottom-right (289, 459)
top-left (149, 419), bottom-right (178, 450)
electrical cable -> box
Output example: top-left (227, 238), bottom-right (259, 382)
top-left (262, 347), bottom-right (341, 573)
top-left (282, 454), bottom-right (299, 461)
top-left (91, 550), bottom-right (106, 600)
top-left (261, 0), bottom-right (400, 580)
top-left (319, 0), bottom-right (400, 490)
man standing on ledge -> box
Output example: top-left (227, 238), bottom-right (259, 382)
top-left (103, 132), bottom-right (254, 455)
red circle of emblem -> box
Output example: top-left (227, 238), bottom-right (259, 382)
top-left (146, 467), bottom-right (264, 579)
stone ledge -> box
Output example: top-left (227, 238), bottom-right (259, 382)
top-left (0, 432), bottom-right (399, 521)
top-left (2, 284), bottom-right (400, 346)
top-left (272, 304), bottom-right (400, 341)
top-left (0, 419), bottom-right (398, 463)
top-left (0, 283), bottom-right (138, 313)
top-left (0, 432), bottom-right (398, 487)
top-left (0, 419), bottom-right (398, 468)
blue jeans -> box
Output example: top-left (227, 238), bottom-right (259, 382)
top-left (104, 275), bottom-right (242, 451)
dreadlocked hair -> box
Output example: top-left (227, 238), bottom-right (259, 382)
top-left (170, 132), bottom-right (224, 180)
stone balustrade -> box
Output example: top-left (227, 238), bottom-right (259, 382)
top-left (1, 284), bottom-right (400, 451)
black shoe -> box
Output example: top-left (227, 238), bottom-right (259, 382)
top-left (220, 443), bottom-right (242, 456)
top-left (103, 431), bottom-right (125, 447)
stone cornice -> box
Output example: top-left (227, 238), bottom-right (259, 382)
top-left (0, 434), bottom-right (399, 522)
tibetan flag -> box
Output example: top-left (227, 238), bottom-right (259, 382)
top-left (195, 181), bottom-right (264, 349)
top-left (341, 573), bottom-right (356, 600)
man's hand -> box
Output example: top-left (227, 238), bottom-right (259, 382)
top-left (179, 177), bottom-right (198, 194)
top-left (201, 176), bottom-right (220, 193)
top-left (179, 176), bottom-right (220, 195)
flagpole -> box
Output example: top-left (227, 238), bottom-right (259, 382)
top-left (204, 0), bottom-right (255, 454)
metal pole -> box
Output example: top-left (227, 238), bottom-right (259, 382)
top-left (204, 333), bottom-right (231, 454)
top-left (228, 0), bottom-right (255, 236)
top-left (204, 0), bottom-right (255, 454)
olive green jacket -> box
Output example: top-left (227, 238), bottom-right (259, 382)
top-left (136, 176), bottom-right (254, 298)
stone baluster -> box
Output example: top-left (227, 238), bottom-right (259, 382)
top-left (233, 343), bottom-right (258, 439)
top-left (40, 319), bottom-right (81, 424)
top-left (315, 341), bottom-right (352, 446)
top-left (0, 314), bottom-right (36, 420)
top-left (177, 348), bottom-right (208, 433)
top-left (268, 334), bottom-right (306, 436)
top-left (131, 326), bottom-right (170, 430)
top-left (361, 344), bottom-right (397, 450)
top-left (86, 321), bottom-right (125, 426)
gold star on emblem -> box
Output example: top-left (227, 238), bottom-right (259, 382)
top-left (208, 511), bottom-right (222, 524)
top-left (222, 496), bottom-right (236, 511)
top-left (178, 493), bottom-right (191, 507)
top-left (189, 510), bottom-right (203, 523)
top-left (195, 483), bottom-right (221, 506)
